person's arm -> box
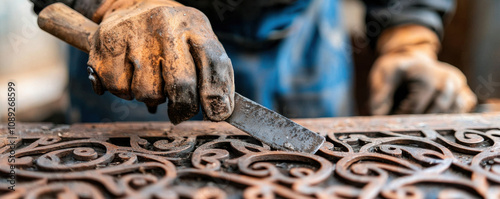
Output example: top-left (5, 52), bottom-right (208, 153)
top-left (31, 0), bottom-right (235, 124)
top-left (363, 0), bottom-right (477, 115)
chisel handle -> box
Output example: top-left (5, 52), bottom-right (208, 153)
top-left (38, 3), bottom-right (96, 53)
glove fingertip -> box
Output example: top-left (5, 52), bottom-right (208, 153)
top-left (87, 66), bottom-right (105, 95)
top-left (202, 94), bottom-right (233, 121)
top-left (147, 104), bottom-right (158, 114)
top-left (167, 102), bottom-right (199, 125)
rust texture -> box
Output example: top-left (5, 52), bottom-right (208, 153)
top-left (1, 113), bottom-right (500, 198)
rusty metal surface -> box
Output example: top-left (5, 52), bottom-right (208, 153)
top-left (0, 113), bottom-right (500, 198)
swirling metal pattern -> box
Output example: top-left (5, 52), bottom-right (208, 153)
top-left (1, 114), bottom-right (499, 198)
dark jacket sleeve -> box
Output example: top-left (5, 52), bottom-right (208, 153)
top-left (362, 0), bottom-right (455, 43)
top-left (30, 0), bottom-right (104, 19)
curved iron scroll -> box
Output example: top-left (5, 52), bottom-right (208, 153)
top-left (1, 114), bottom-right (499, 198)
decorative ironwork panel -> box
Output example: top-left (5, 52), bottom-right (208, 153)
top-left (1, 113), bottom-right (500, 198)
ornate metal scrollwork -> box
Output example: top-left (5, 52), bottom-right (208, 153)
top-left (1, 114), bottom-right (500, 198)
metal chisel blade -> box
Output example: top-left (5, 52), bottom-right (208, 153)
top-left (225, 93), bottom-right (325, 154)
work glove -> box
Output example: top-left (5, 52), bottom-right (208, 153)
top-left (369, 25), bottom-right (477, 115)
top-left (87, 0), bottom-right (234, 124)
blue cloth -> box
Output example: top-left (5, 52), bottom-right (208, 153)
top-left (67, 0), bottom-right (354, 122)
top-left (225, 0), bottom-right (353, 118)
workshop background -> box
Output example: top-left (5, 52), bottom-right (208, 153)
top-left (0, 0), bottom-right (499, 123)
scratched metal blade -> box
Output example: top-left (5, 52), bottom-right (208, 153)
top-left (225, 93), bottom-right (325, 154)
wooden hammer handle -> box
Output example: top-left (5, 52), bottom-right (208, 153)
top-left (38, 3), bottom-right (98, 53)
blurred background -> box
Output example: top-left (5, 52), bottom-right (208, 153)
top-left (0, 0), bottom-right (68, 123)
top-left (0, 0), bottom-right (499, 123)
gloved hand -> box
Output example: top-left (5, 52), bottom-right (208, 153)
top-left (369, 25), bottom-right (476, 115)
top-left (87, 0), bottom-right (234, 124)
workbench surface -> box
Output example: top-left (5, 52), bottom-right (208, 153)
top-left (1, 113), bottom-right (500, 198)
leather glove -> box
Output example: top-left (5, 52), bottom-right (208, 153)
top-left (369, 25), bottom-right (477, 115)
top-left (87, 0), bottom-right (234, 124)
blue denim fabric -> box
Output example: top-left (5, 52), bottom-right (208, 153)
top-left (225, 0), bottom-right (353, 118)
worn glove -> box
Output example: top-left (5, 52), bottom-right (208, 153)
top-left (87, 0), bottom-right (234, 124)
top-left (369, 25), bottom-right (477, 115)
